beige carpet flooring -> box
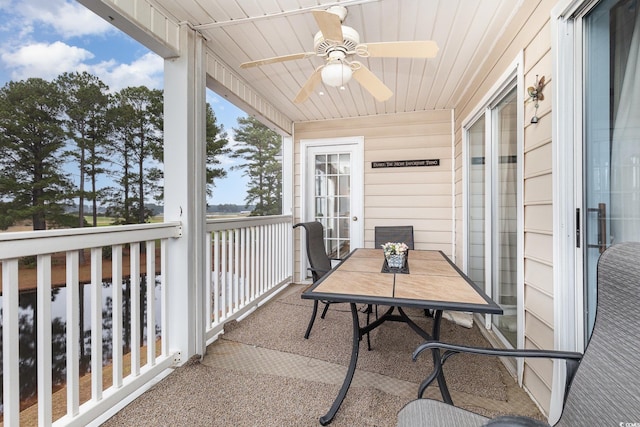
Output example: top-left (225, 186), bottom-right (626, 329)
top-left (102, 284), bottom-right (544, 426)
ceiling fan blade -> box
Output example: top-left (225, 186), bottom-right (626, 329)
top-left (312, 10), bottom-right (343, 42)
top-left (240, 52), bottom-right (315, 69)
top-left (352, 64), bottom-right (393, 102)
top-left (358, 41), bottom-right (439, 58)
top-left (293, 68), bottom-right (323, 103)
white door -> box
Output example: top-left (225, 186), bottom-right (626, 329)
top-left (302, 137), bottom-right (364, 270)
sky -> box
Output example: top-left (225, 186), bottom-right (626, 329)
top-left (0, 0), bottom-right (250, 206)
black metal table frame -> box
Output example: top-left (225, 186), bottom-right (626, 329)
top-left (317, 303), bottom-right (450, 425)
top-left (302, 250), bottom-right (502, 426)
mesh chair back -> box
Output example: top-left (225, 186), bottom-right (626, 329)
top-left (294, 221), bottom-right (332, 282)
top-left (374, 226), bottom-right (415, 249)
top-left (556, 242), bottom-right (640, 425)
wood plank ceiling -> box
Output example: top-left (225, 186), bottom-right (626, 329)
top-left (148, 0), bottom-right (521, 123)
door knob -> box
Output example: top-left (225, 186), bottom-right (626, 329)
top-left (352, 216), bottom-right (358, 221)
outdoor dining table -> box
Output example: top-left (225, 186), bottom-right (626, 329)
top-left (301, 248), bottom-right (503, 425)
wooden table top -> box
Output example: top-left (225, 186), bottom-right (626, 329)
top-left (303, 248), bottom-right (502, 314)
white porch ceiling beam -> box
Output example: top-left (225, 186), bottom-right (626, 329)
top-left (77, 0), bottom-right (180, 58)
top-left (206, 50), bottom-right (293, 135)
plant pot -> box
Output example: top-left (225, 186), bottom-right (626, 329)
top-left (387, 254), bottom-right (405, 268)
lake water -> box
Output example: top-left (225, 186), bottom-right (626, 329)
top-left (0, 274), bottom-right (162, 414)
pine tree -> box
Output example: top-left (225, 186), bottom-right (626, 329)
top-left (56, 71), bottom-right (111, 227)
top-left (231, 116), bottom-right (282, 216)
top-left (106, 86), bottom-right (163, 224)
top-left (0, 78), bottom-right (73, 230)
top-left (205, 103), bottom-right (231, 198)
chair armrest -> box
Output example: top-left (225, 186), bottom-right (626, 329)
top-left (413, 341), bottom-right (582, 399)
top-left (413, 341), bottom-right (582, 361)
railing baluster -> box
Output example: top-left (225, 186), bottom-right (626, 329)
top-left (205, 232), bottom-right (212, 327)
top-left (221, 230), bottom-right (227, 318)
top-left (37, 254), bottom-right (53, 426)
top-left (91, 247), bottom-right (103, 401)
top-left (270, 224), bottom-right (275, 285)
top-left (214, 231), bottom-right (220, 325)
top-left (230, 229), bottom-right (236, 311)
top-left (161, 239), bottom-right (169, 356)
top-left (261, 225), bottom-right (266, 294)
top-left (234, 228), bottom-right (240, 309)
top-left (3, 259), bottom-right (20, 426)
top-left (146, 240), bottom-right (156, 365)
top-left (66, 251), bottom-right (80, 417)
top-left (249, 227), bottom-right (257, 299)
top-left (112, 244), bottom-right (124, 388)
top-left (240, 227), bottom-right (246, 306)
top-left (130, 243), bottom-right (140, 375)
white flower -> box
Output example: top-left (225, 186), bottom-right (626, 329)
top-left (381, 242), bottom-right (409, 256)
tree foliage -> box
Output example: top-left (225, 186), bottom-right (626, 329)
top-left (56, 71), bottom-right (111, 227)
top-left (0, 78), bottom-right (73, 230)
top-left (205, 103), bottom-right (231, 198)
top-left (106, 86), bottom-right (163, 224)
top-left (0, 71), bottom-right (267, 229)
top-left (231, 116), bottom-right (282, 216)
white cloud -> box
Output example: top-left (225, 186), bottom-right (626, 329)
top-left (1, 41), bottom-right (94, 81)
top-left (92, 52), bottom-right (163, 91)
top-left (5, 0), bottom-right (112, 38)
top-left (1, 41), bottom-right (162, 91)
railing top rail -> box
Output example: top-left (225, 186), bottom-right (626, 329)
top-left (0, 222), bottom-right (182, 259)
top-left (206, 214), bottom-right (292, 231)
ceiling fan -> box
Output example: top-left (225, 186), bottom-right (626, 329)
top-left (239, 5), bottom-right (438, 103)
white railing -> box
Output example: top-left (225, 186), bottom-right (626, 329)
top-left (205, 214), bottom-right (293, 342)
top-left (0, 222), bottom-right (181, 426)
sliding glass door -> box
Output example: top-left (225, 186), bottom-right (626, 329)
top-left (466, 83), bottom-right (519, 348)
top-left (582, 0), bottom-right (640, 338)
top-left (492, 88), bottom-right (518, 347)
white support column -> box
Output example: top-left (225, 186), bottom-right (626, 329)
top-left (163, 23), bottom-right (207, 363)
top-left (282, 135), bottom-right (294, 279)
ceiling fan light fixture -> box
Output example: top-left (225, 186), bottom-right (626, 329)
top-left (321, 61), bottom-right (352, 87)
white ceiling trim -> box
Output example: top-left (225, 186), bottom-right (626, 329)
top-left (193, 0), bottom-right (380, 30)
top-left (79, 0), bottom-right (180, 58)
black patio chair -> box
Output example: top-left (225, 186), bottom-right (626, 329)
top-left (374, 225), bottom-right (415, 250)
top-left (293, 221), bottom-right (341, 339)
top-left (397, 241), bottom-right (640, 426)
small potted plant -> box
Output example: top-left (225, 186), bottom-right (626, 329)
top-left (381, 242), bottom-right (409, 268)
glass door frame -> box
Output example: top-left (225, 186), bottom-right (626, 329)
top-left (462, 53), bottom-right (524, 355)
top-left (299, 136), bottom-right (364, 283)
top-left (552, 0), bottom-right (608, 353)
top-left (551, 0), bottom-right (605, 421)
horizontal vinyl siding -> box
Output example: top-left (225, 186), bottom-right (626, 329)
top-left (521, 5), bottom-right (554, 416)
top-left (451, 0), bottom-right (558, 417)
top-left (293, 110), bottom-right (454, 280)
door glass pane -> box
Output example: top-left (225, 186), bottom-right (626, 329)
top-left (492, 88), bottom-right (518, 347)
top-left (314, 153), bottom-right (351, 258)
top-left (584, 0), bottom-right (639, 338)
top-left (467, 116), bottom-right (486, 289)
top-left (339, 153), bottom-right (351, 174)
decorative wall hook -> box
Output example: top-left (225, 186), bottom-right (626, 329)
top-left (527, 75), bottom-right (545, 124)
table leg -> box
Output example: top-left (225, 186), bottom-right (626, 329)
top-left (431, 310), bottom-right (453, 404)
top-left (319, 302), bottom-right (361, 425)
